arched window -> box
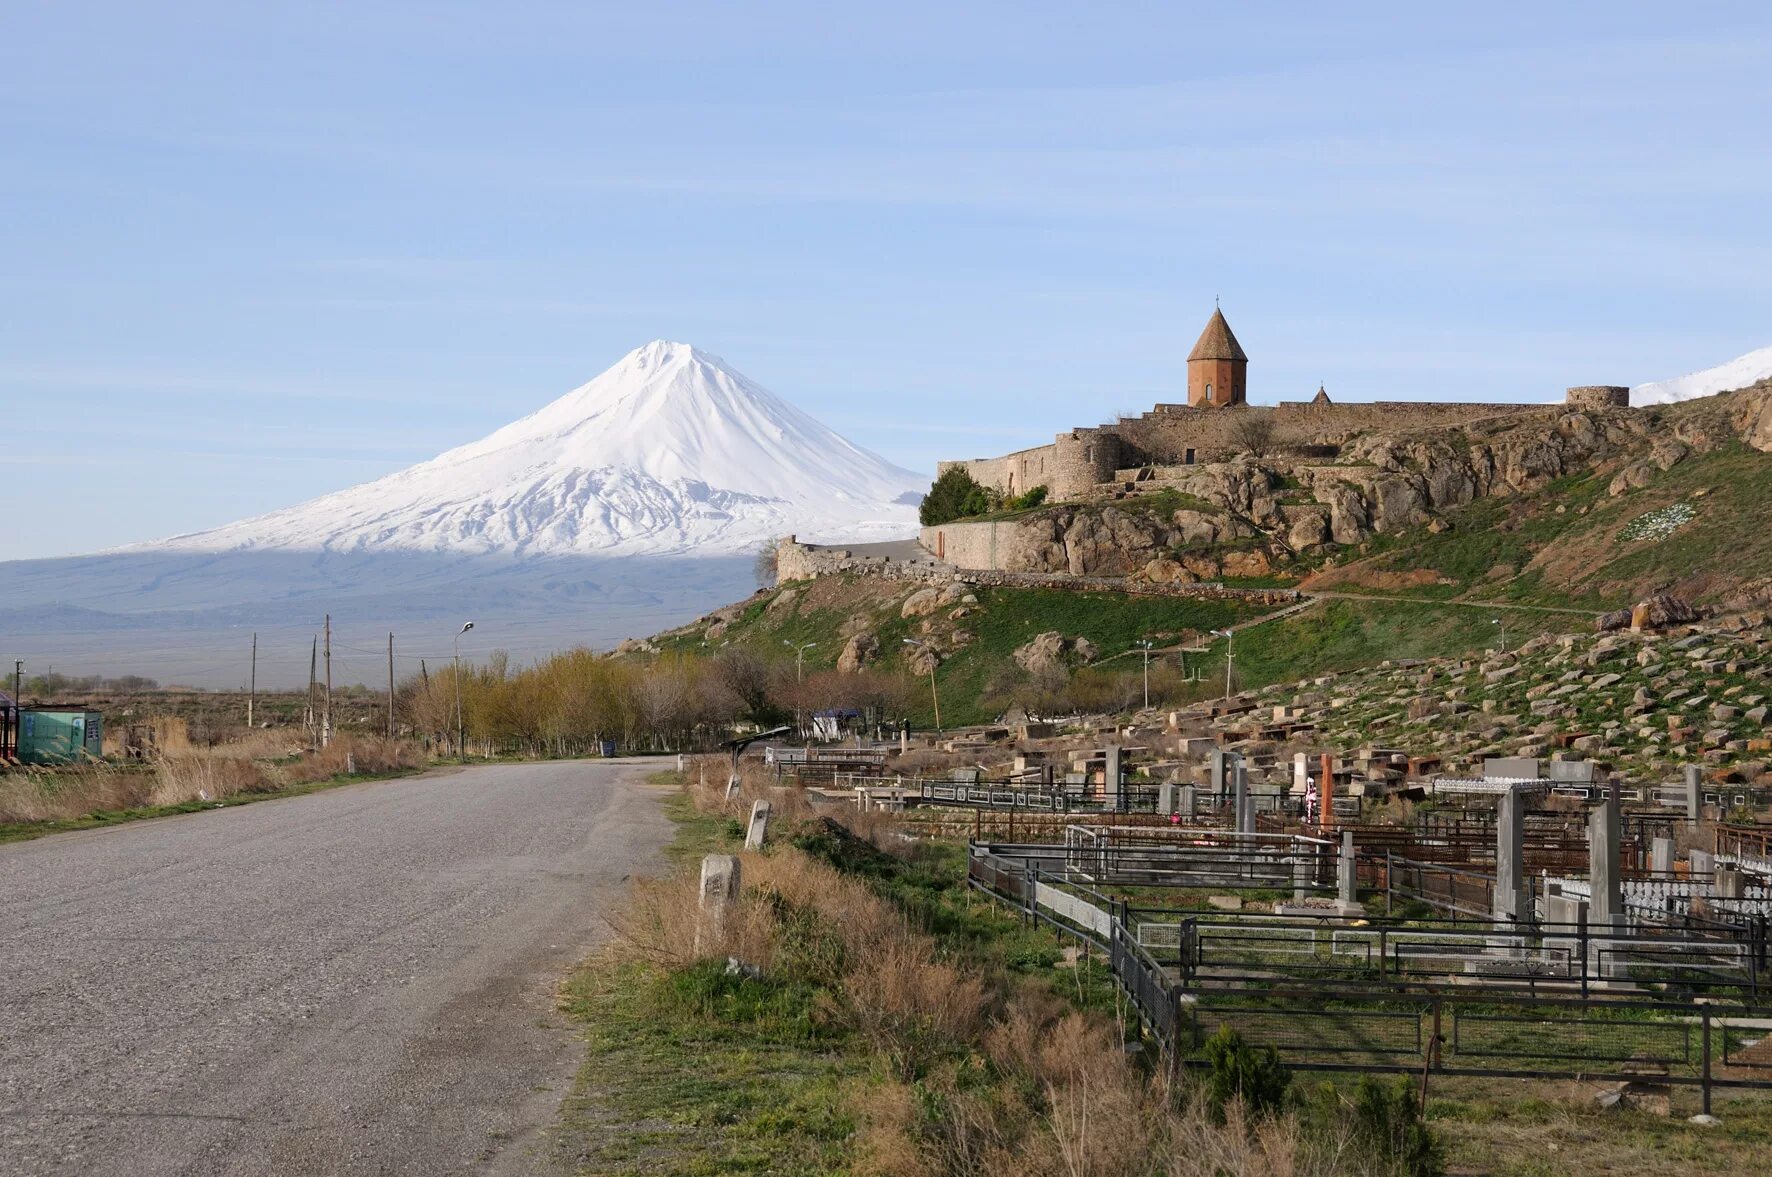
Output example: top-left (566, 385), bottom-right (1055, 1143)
top-left (1205, 382), bottom-right (1214, 404)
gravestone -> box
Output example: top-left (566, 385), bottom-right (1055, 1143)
top-left (696, 854), bottom-right (742, 954)
top-left (1690, 849), bottom-right (1715, 878)
top-left (1338, 830), bottom-right (1357, 905)
top-left (1180, 785), bottom-right (1196, 820)
top-left (1158, 780), bottom-right (1177, 815)
top-left (1232, 758), bottom-right (1252, 834)
top-left (743, 799), bottom-right (772, 850)
top-left (1485, 756), bottom-right (1542, 781)
top-left (1716, 868), bottom-right (1746, 900)
top-left (1684, 764), bottom-right (1703, 821)
top-left (1588, 800), bottom-right (1623, 931)
top-left (1650, 836), bottom-right (1674, 875)
top-left (1494, 787), bottom-right (1529, 924)
top-left (1104, 745), bottom-right (1123, 811)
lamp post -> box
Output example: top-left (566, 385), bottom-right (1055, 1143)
top-left (1214, 628), bottom-right (1235, 699)
top-left (454, 621), bottom-right (475, 760)
top-left (902, 639), bottom-right (942, 734)
top-left (783, 640), bottom-right (816, 738)
top-left (1137, 639), bottom-right (1155, 711)
top-left (1492, 617), bottom-right (1507, 653)
top-left (723, 725), bottom-right (791, 799)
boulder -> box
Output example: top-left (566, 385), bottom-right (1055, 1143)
top-left (901, 588), bottom-right (944, 618)
top-left (836, 632), bottom-right (879, 673)
top-left (1630, 594), bottom-right (1699, 631)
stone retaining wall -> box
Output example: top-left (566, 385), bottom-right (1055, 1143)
top-left (774, 537), bottom-right (1300, 606)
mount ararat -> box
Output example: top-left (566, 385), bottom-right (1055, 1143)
top-left (0, 343), bottom-right (923, 686)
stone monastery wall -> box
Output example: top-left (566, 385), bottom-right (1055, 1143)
top-left (945, 397), bottom-right (1573, 500)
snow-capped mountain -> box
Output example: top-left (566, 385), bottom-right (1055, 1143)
top-left (1633, 345), bottom-right (1772, 406)
top-left (145, 340), bottom-right (923, 557)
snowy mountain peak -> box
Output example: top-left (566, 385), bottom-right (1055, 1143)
top-left (146, 343), bottom-right (925, 558)
top-left (1633, 345), bottom-right (1772, 406)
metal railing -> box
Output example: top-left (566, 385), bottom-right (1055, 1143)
top-left (965, 841), bottom-right (1772, 1110)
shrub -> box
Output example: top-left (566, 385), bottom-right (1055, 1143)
top-left (920, 468), bottom-right (996, 526)
top-left (1345, 1076), bottom-right (1442, 1177)
top-left (1004, 484), bottom-right (1047, 511)
top-left (1201, 1026), bottom-right (1291, 1121)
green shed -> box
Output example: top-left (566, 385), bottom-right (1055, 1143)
top-left (19, 709), bottom-right (104, 765)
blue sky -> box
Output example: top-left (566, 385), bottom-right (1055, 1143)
top-left (4, 2), bottom-right (1770, 560)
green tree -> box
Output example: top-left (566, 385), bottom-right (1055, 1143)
top-left (919, 467), bottom-right (995, 526)
top-left (1202, 1026), bottom-right (1291, 1121)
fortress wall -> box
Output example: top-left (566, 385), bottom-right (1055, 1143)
top-left (939, 442), bottom-right (1062, 498)
top-left (919, 519), bottom-right (1016, 569)
top-left (1113, 401), bottom-right (1548, 466)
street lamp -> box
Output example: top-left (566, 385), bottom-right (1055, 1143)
top-left (1213, 629), bottom-right (1235, 699)
top-left (1136, 639), bottom-right (1155, 710)
top-left (902, 639), bottom-right (942, 734)
top-left (454, 621), bottom-right (475, 759)
top-left (1492, 617), bottom-right (1507, 654)
top-left (723, 725), bottom-right (791, 799)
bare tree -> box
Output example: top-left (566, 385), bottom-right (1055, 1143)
top-left (754, 538), bottom-right (780, 589)
top-left (1228, 411), bottom-right (1276, 459)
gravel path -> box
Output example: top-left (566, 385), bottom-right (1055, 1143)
top-left (0, 760), bottom-right (671, 1176)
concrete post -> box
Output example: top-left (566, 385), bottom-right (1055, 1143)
top-left (1650, 836), bottom-right (1674, 875)
top-left (1338, 830), bottom-right (1357, 905)
top-left (1685, 764), bottom-right (1703, 821)
top-left (1495, 788), bottom-right (1528, 924)
top-left (1292, 839), bottom-right (1314, 900)
top-left (696, 854), bottom-right (742, 954)
top-left (743, 799), bottom-right (772, 851)
top-left (1588, 799), bottom-right (1623, 932)
top-left (1104, 745), bottom-right (1123, 811)
top-left (1232, 758), bottom-right (1251, 834)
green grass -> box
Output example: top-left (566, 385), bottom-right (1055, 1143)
top-left (1345, 443), bottom-right (1772, 609)
top-left (1225, 598), bottom-right (1576, 691)
top-left (557, 958), bottom-right (865, 1175)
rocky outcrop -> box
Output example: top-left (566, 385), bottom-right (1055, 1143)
top-left (836, 632), bottom-right (879, 672)
top-left (1013, 631), bottom-right (1097, 675)
top-left (1630, 594), bottom-right (1700, 631)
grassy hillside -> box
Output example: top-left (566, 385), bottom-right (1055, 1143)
top-left (652, 575), bottom-right (1592, 727)
top-left (1313, 442), bottom-right (1772, 609)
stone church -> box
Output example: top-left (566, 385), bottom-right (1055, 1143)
top-left (940, 306), bottom-right (1630, 502)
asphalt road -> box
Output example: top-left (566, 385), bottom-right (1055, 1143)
top-left (0, 760), bottom-right (672, 1177)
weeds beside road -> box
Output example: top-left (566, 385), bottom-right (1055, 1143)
top-left (0, 734), bottom-right (426, 843)
top-left (555, 764), bottom-right (1430, 1176)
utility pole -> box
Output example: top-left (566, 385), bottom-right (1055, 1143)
top-left (387, 633), bottom-right (395, 740)
top-left (322, 614), bottom-right (332, 748)
top-left (248, 633), bottom-right (257, 729)
top-left (306, 637), bottom-right (318, 745)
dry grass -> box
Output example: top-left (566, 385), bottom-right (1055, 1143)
top-left (624, 768), bottom-right (1398, 1177)
top-left (0, 734), bottom-right (424, 824)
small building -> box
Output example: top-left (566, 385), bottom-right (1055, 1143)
top-left (18, 708), bottom-right (104, 765)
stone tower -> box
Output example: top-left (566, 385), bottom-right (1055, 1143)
top-left (1187, 307), bottom-right (1248, 408)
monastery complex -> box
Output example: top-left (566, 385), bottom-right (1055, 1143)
top-left (941, 307), bottom-right (1632, 503)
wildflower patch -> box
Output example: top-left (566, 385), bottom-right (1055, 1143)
top-left (1619, 501), bottom-right (1696, 542)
